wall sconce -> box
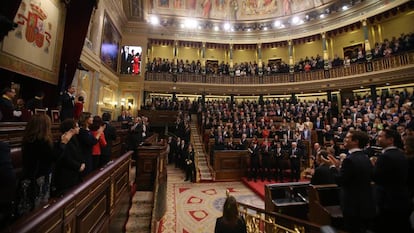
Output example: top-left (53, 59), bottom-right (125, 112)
top-left (127, 99), bottom-right (133, 110)
top-left (113, 101), bottom-right (118, 108)
top-left (120, 98), bottom-right (125, 111)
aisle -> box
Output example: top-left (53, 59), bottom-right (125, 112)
top-left (158, 165), bottom-right (264, 233)
top-left (189, 114), bottom-right (214, 181)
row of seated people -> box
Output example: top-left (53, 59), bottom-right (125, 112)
top-left (0, 111), bottom-right (127, 229)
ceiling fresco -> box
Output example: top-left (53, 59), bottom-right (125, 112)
top-left (149, 0), bottom-right (334, 21)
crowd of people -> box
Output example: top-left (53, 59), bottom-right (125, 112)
top-left (0, 85), bottom-right (120, 227)
top-left (2, 80), bottom-right (414, 232)
top-left (194, 90), bottom-right (414, 232)
top-left (166, 112), bottom-right (195, 182)
top-left (145, 32), bottom-right (414, 77)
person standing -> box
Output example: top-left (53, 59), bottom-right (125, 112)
top-left (73, 96), bottom-right (84, 122)
top-left (289, 141), bottom-right (303, 182)
top-left (0, 87), bottom-right (21, 121)
top-left (327, 130), bottom-right (375, 233)
top-left (90, 116), bottom-right (107, 171)
top-left (20, 114), bottom-right (55, 213)
top-left (101, 113), bottom-right (116, 166)
top-left (26, 91), bottom-right (45, 113)
top-left (59, 85), bottom-right (76, 121)
top-left (247, 137), bottom-right (260, 181)
top-left (311, 149), bottom-right (336, 185)
top-left (214, 194), bottom-right (247, 233)
top-left (184, 143), bottom-right (195, 182)
top-left (132, 52), bottom-right (140, 75)
top-left (77, 112), bottom-right (103, 175)
top-left (53, 119), bottom-right (84, 196)
top-left (373, 129), bottom-right (410, 233)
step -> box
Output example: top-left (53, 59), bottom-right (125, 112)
top-left (125, 216), bottom-right (151, 233)
top-left (132, 191), bottom-right (153, 204)
top-left (128, 203), bottom-right (153, 217)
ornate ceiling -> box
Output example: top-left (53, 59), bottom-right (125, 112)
top-left (122, 0), bottom-right (410, 43)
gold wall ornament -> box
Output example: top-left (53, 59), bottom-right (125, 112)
top-left (65, 224), bottom-right (72, 233)
top-left (110, 183), bottom-right (114, 207)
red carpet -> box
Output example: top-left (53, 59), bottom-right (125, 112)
top-left (241, 177), bottom-right (309, 200)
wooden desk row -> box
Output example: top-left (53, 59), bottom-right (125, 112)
top-left (1, 151), bottom-right (133, 233)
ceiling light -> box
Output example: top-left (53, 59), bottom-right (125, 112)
top-left (149, 15), bottom-right (159, 25)
top-left (320, 14), bottom-right (326, 19)
top-left (213, 25), bottom-right (219, 31)
top-left (274, 21), bottom-right (281, 27)
top-left (263, 26), bottom-right (268, 31)
top-left (184, 18), bottom-right (198, 29)
top-left (223, 22), bottom-right (231, 31)
top-left (342, 5), bottom-right (349, 11)
top-left (291, 16), bottom-right (301, 25)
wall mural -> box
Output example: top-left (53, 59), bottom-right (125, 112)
top-left (150, 0), bottom-right (330, 20)
top-left (100, 12), bottom-right (121, 73)
top-left (2, 0), bottom-right (60, 71)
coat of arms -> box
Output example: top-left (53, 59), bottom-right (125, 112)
top-left (15, 0), bottom-right (52, 53)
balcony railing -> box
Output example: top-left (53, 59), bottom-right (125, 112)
top-left (237, 202), bottom-right (325, 233)
top-left (145, 52), bottom-right (414, 85)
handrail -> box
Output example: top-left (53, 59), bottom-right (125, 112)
top-left (237, 201), bottom-right (323, 233)
top-left (145, 52), bottom-right (414, 85)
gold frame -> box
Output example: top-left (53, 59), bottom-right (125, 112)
top-left (51, 110), bottom-right (60, 123)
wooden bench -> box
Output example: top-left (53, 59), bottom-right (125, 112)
top-left (0, 121), bottom-right (129, 180)
top-left (308, 184), bottom-right (343, 227)
top-left (1, 151), bottom-right (133, 233)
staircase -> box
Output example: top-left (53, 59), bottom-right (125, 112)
top-left (190, 114), bottom-right (214, 182)
top-left (125, 191), bottom-right (153, 233)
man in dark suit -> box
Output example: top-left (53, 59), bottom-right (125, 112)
top-left (238, 133), bottom-right (249, 150)
top-left (117, 110), bottom-right (131, 129)
top-left (327, 130), bottom-right (375, 233)
top-left (311, 149), bottom-right (335, 185)
top-left (59, 85), bottom-right (76, 121)
top-left (373, 129), bottom-right (410, 233)
top-left (0, 87), bottom-right (19, 121)
top-left (247, 137), bottom-right (260, 181)
top-left (289, 142), bottom-right (303, 182)
top-left (314, 117), bottom-right (325, 145)
top-left (101, 113), bottom-right (117, 167)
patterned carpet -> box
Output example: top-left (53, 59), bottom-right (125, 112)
top-left (190, 115), bottom-right (214, 181)
top-left (158, 165), bottom-right (264, 233)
